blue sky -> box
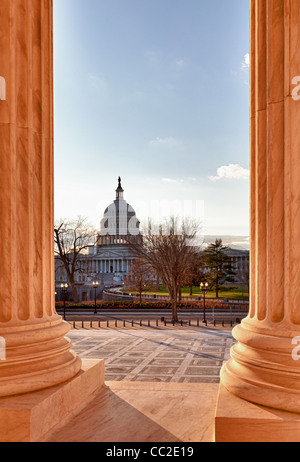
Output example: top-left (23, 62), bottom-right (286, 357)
top-left (53, 0), bottom-right (250, 236)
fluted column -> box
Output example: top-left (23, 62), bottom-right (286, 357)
top-left (0, 0), bottom-right (81, 397)
top-left (221, 0), bottom-right (300, 413)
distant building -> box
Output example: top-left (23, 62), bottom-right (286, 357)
top-left (55, 178), bottom-right (142, 302)
top-left (200, 245), bottom-right (249, 285)
top-left (225, 248), bottom-right (249, 282)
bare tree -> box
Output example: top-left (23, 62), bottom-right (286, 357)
top-left (54, 217), bottom-right (96, 303)
top-left (125, 258), bottom-right (157, 303)
top-left (128, 217), bottom-right (201, 323)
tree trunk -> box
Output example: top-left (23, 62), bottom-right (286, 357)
top-left (172, 301), bottom-right (178, 323)
top-left (189, 285), bottom-right (193, 296)
top-left (169, 284), bottom-right (178, 323)
top-left (64, 266), bottom-right (79, 304)
top-left (70, 282), bottom-right (79, 303)
top-left (178, 287), bottom-right (182, 302)
top-left (156, 276), bottom-right (160, 291)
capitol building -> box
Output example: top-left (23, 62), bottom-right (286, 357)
top-left (55, 178), bottom-right (141, 302)
top-left (55, 178), bottom-right (250, 303)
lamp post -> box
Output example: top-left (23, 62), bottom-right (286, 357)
top-left (93, 281), bottom-right (99, 314)
top-left (200, 282), bottom-right (209, 324)
top-left (61, 283), bottom-right (68, 320)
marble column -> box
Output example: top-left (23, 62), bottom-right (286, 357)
top-left (0, 0), bottom-right (81, 397)
top-left (220, 0), bottom-right (300, 413)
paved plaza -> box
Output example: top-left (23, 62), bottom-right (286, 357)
top-left (67, 326), bottom-right (235, 383)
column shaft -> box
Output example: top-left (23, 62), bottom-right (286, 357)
top-left (221, 0), bottom-right (300, 413)
top-left (0, 0), bottom-right (81, 397)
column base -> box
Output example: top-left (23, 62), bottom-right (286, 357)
top-left (0, 318), bottom-right (83, 397)
top-left (0, 358), bottom-right (105, 442)
top-left (215, 383), bottom-right (300, 442)
top-left (221, 321), bottom-right (300, 413)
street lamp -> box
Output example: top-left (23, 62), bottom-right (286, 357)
top-left (93, 281), bottom-right (99, 314)
top-left (61, 283), bottom-right (68, 320)
top-left (200, 282), bottom-right (209, 324)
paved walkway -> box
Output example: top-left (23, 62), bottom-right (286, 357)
top-left (67, 326), bottom-right (235, 383)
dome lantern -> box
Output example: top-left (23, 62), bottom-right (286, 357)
top-left (116, 176), bottom-right (124, 200)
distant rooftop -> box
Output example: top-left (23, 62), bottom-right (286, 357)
top-left (203, 235), bottom-right (249, 251)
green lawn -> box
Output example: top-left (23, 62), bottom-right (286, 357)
top-left (125, 285), bottom-right (249, 300)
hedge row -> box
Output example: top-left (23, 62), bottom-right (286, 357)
top-left (56, 301), bottom-right (180, 309)
top-left (55, 300), bottom-right (248, 310)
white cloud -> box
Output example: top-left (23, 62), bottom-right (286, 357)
top-left (149, 137), bottom-right (181, 149)
top-left (241, 53), bottom-right (250, 70)
top-left (161, 177), bottom-right (197, 185)
top-left (208, 164), bottom-right (250, 182)
top-left (162, 178), bottom-right (185, 184)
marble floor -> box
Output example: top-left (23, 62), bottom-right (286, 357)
top-left (67, 326), bottom-right (235, 384)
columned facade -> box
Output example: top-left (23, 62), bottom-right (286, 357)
top-left (220, 0), bottom-right (300, 414)
top-left (0, 0), bottom-right (81, 397)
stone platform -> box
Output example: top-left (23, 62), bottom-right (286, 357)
top-left (215, 383), bottom-right (300, 442)
top-left (39, 328), bottom-right (230, 442)
top-left (44, 381), bottom-right (219, 442)
top-left (0, 327), bottom-right (235, 442)
top-left (0, 359), bottom-right (105, 442)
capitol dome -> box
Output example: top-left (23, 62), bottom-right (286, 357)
top-left (98, 177), bottom-right (140, 246)
top-left (58, 178), bottom-right (143, 293)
